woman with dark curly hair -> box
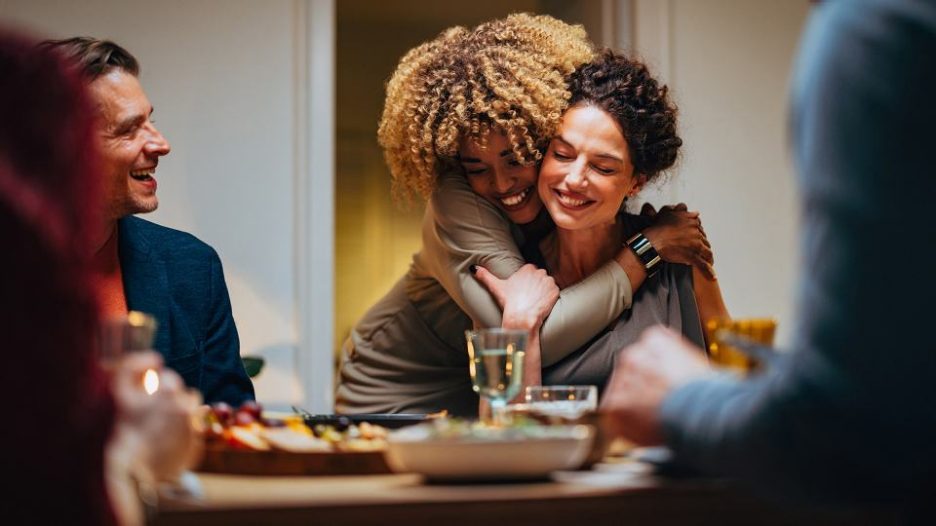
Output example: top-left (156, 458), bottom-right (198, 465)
top-left (336, 15), bottom-right (716, 415)
top-left (498, 50), bottom-right (730, 390)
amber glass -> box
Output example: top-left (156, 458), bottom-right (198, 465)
top-left (705, 318), bottom-right (777, 372)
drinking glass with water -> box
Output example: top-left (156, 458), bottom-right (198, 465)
top-left (465, 328), bottom-right (527, 424)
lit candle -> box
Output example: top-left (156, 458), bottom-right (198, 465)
top-left (143, 368), bottom-right (159, 395)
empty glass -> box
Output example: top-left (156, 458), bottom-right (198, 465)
top-left (524, 385), bottom-right (597, 420)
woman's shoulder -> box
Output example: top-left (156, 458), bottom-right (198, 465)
top-left (617, 211), bottom-right (653, 237)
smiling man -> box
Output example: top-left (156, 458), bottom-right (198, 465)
top-left (41, 37), bottom-right (254, 405)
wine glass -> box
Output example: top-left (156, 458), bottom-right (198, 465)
top-left (465, 328), bottom-right (527, 424)
top-left (99, 311), bottom-right (160, 394)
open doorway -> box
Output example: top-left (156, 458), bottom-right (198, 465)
top-left (334, 0), bottom-right (624, 365)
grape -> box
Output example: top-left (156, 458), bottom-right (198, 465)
top-left (211, 402), bottom-right (233, 424)
top-left (239, 400), bottom-right (263, 420)
top-left (234, 410), bottom-right (256, 426)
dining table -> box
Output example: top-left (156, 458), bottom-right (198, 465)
top-left (154, 457), bottom-right (899, 526)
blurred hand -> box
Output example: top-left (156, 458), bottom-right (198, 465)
top-left (601, 326), bottom-right (712, 445)
top-left (111, 351), bottom-right (203, 482)
top-left (472, 263), bottom-right (559, 331)
top-left (641, 203), bottom-right (716, 280)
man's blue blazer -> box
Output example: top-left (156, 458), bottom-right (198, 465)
top-left (118, 216), bottom-right (254, 405)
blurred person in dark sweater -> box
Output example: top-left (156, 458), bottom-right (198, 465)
top-left (601, 0), bottom-right (936, 516)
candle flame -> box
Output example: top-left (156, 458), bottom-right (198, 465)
top-left (143, 369), bottom-right (159, 395)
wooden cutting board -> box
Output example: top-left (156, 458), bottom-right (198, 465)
top-left (196, 445), bottom-right (393, 476)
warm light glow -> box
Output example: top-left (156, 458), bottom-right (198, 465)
top-left (143, 369), bottom-right (159, 395)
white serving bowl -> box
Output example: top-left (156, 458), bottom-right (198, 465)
top-left (385, 422), bottom-right (594, 481)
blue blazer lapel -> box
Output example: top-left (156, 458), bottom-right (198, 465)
top-left (118, 217), bottom-right (172, 355)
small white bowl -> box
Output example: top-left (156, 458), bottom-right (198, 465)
top-left (385, 422), bottom-right (594, 481)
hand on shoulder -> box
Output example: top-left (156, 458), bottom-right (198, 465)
top-left (641, 203), bottom-right (716, 280)
top-left (471, 263), bottom-right (559, 331)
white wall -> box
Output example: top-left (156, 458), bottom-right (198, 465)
top-left (0, 0), bottom-right (334, 406)
top-left (632, 0), bottom-right (809, 345)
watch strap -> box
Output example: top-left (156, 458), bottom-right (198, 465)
top-left (626, 232), bottom-right (662, 277)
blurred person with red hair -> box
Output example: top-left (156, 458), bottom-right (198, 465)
top-left (0, 28), bottom-right (114, 525)
top-left (0, 31), bottom-right (199, 525)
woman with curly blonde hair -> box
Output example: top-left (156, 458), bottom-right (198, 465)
top-left (336, 14), bottom-right (713, 416)
top-left (378, 14), bottom-right (592, 203)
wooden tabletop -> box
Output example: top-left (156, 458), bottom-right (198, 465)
top-left (154, 461), bottom-right (897, 526)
